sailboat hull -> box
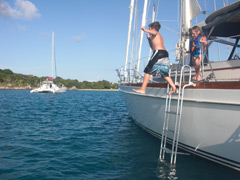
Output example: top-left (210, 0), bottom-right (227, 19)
top-left (119, 84), bottom-right (240, 171)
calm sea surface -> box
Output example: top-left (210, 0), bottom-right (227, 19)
top-left (0, 90), bottom-right (239, 180)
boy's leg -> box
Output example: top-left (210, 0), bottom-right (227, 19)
top-left (133, 73), bottom-right (150, 94)
top-left (164, 76), bottom-right (178, 95)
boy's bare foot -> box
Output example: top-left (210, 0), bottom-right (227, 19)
top-left (192, 76), bottom-right (197, 80)
top-left (169, 88), bottom-right (178, 95)
top-left (133, 89), bottom-right (145, 94)
top-left (196, 76), bottom-right (202, 81)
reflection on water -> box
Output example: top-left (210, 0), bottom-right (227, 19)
top-left (157, 159), bottom-right (178, 180)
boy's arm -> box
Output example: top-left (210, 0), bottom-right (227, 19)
top-left (140, 26), bottom-right (157, 36)
top-left (147, 34), bottom-right (153, 49)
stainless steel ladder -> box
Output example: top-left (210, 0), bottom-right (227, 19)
top-left (159, 65), bottom-right (195, 164)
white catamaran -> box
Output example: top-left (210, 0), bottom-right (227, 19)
top-left (117, 0), bottom-right (240, 171)
top-left (31, 32), bottom-right (67, 94)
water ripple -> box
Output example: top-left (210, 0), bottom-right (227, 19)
top-left (0, 90), bottom-right (239, 180)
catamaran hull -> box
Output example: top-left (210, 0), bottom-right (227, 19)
top-left (30, 88), bottom-right (67, 94)
top-left (30, 89), bottom-right (54, 93)
top-left (30, 81), bottom-right (67, 94)
top-left (119, 85), bottom-right (240, 171)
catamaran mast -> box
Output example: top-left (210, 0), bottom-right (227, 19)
top-left (124, 0), bottom-right (135, 81)
top-left (135, 0), bottom-right (148, 81)
top-left (52, 31), bottom-right (54, 79)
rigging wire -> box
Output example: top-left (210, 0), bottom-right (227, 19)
top-left (130, 0), bottom-right (138, 79)
top-left (54, 44), bottom-right (58, 84)
top-left (155, 0), bottom-right (160, 20)
top-left (146, 0), bottom-right (151, 25)
top-left (177, 0), bottom-right (180, 31)
top-left (204, 0), bottom-right (207, 16)
top-left (126, 0), bottom-right (187, 73)
top-left (213, 0), bottom-right (221, 61)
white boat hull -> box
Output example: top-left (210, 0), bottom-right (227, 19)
top-left (119, 85), bottom-right (240, 171)
top-left (30, 81), bottom-right (67, 94)
top-left (30, 88), bottom-right (67, 94)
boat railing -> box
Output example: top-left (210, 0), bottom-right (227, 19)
top-left (117, 55), bottom-right (153, 83)
top-left (200, 42), bottom-right (216, 81)
top-left (116, 67), bottom-right (164, 84)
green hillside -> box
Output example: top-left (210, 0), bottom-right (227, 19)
top-left (0, 69), bottom-right (118, 90)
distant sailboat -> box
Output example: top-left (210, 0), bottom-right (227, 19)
top-left (30, 32), bottom-right (67, 94)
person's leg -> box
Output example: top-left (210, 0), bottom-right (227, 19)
top-left (133, 73), bottom-right (150, 94)
top-left (164, 76), bottom-right (178, 95)
top-left (195, 56), bottom-right (202, 81)
top-left (192, 57), bottom-right (197, 80)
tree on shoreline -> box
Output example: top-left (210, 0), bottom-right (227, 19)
top-left (0, 69), bottom-right (118, 89)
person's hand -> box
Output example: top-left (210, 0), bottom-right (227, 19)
top-left (200, 36), bottom-right (207, 44)
top-left (146, 33), bottom-right (151, 39)
top-left (140, 26), bottom-right (145, 31)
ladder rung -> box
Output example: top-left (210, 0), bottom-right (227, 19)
top-left (162, 147), bottom-right (172, 154)
top-left (165, 111), bottom-right (177, 115)
top-left (163, 129), bottom-right (175, 133)
top-left (162, 148), bottom-right (190, 155)
top-left (165, 111), bottom-right (180, 116)
top-left (175, 82), bottom-right (180, 86)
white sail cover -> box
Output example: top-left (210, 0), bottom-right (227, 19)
top-left (189, 0), bottom-right (201, 20)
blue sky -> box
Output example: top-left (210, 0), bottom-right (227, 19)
top-left (0, 0), bottom-right (237, 82)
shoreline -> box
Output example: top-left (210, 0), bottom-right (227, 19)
top-left (0, 87), bottom-right (119, 91)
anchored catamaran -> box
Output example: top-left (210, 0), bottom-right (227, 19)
top-left (117, 0), bottom-right (240, 171)
top-left (31, 32), bottom-right (67, 94)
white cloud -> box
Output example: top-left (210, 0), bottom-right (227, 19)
top-left (17, 24), bottom-right (26, 31)
top-left (73, 34), bottom-right (86, 43)
top-left (0, 0), bottom-right (40, 20)
top-left (40, 32), bottom-right (50, 37)
top-left (40, 32), bottom-right (51, 40)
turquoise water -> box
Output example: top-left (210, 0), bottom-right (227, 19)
top-left (0, 90), bottom-right (239, 180)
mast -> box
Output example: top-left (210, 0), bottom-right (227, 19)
top-left (135, 0), bottom-right (148, 80)
top-left (180, 0), bottom-right (191, 65)
top-left (180, 0), bottom-right (201, 65)
top-left (148, 3), bottom-right (156, 62)
top-left (124, 0), bottom-right (135, 81)
top-left (52, 31), bottom-right (54, 78)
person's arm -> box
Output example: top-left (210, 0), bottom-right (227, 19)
top-left (141, 26), bottom-right (156, 49)
top-left (140, 26), bottom-right (157, 36)
top-left (183, 49), bottom-right (191, 53)
top-left (200, 36), bottom-right (207, 46)
top-left (146, 33), bottom-right (153, 49)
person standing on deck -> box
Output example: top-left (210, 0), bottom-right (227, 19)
top-left (133, 22), bottom-right (177, 95)
top-left (184, 26), bottom-right (207, 81)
